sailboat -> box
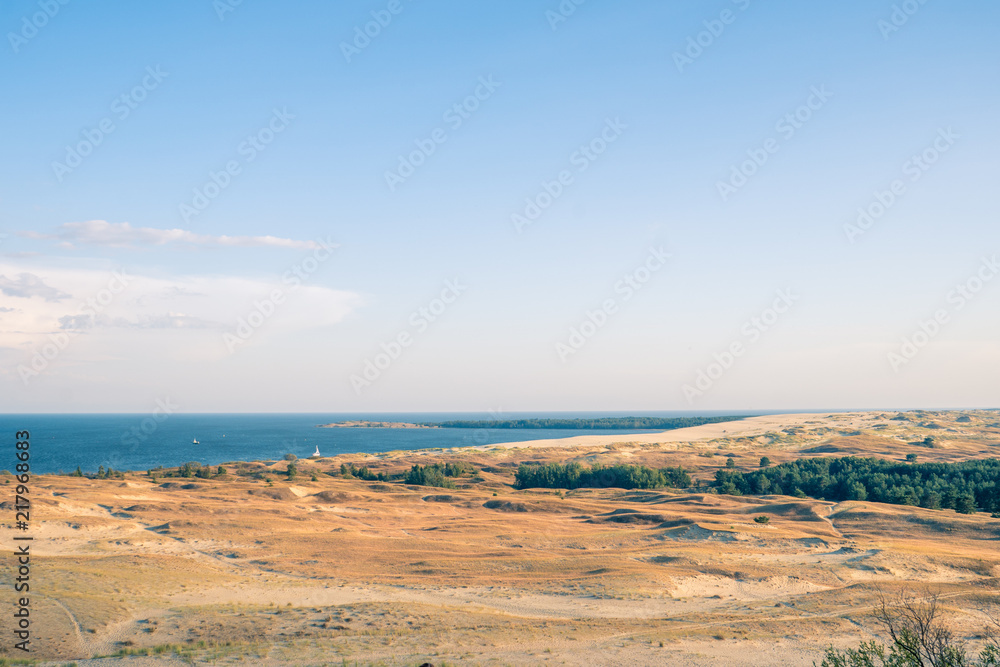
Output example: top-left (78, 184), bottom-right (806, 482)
top-left (311, 445), bottom-right (321, 458)
top-left (193, 439), bottom-right (200, 444)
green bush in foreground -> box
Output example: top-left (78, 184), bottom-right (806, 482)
top-left (514, 463), bottom-right (690, 490)
top-left (817, 589), bottom-right (1000, 666)
top-left (818, 640), bottom-right (1000, 666)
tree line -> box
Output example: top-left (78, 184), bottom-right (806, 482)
top-left (715, 456), bottom-right (1000, 514)
top-left (514, 463), bottom-right (691, 490)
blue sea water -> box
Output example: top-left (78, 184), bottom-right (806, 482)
top-left (0, 411), bottom-right (773, 474)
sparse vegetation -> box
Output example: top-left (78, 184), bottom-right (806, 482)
top-left (25, 411), bottom-right (1000, 666)
top-left (818, 588), bottom-right (1000, 666)
top-left (340, 463), bottom-right (385, 481)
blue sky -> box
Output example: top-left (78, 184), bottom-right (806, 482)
top-left (1, 0), bottom-right (998, 412)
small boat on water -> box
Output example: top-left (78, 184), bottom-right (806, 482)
top-left (311, 445), bottom-right (321, 458)
top-left (193, 439), bottom-right (200, 444)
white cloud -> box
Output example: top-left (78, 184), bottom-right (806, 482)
top-left (21, 220), bottom-right (324, 250)
top-left (0, 272), bottom-right (71, 301)
top-left (0, 261), bottom-right (362, 364)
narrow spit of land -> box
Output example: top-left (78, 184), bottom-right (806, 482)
top-left (318, 415), bottom-right (750, 430)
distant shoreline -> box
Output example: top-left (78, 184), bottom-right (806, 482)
top-left (317, 421), bottom-right (439, 429)
top-left (317, 415), bottom-right (749, 431)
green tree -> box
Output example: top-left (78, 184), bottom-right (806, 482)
top-left (759, 456), bottom-right (772, 467)
top-left (725, 457), bottom-right (736, 469)
top-left (954, 492), bottom-right (976, 514)
top-left (846, 481), bottom-right (867, 501)
top-left (286, 463), bottom-right (298, 480)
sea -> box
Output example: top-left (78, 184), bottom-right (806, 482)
top-left (0, 411), bottom-right (780, 474)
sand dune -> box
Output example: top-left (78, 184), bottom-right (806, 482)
top-left (5, 409), bottom-right (1000, 665)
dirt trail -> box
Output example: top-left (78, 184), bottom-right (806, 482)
top-left (42, 595), bottom-right (85, 653)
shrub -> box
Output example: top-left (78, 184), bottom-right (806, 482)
top-left (284, 453), bottom-right (297, 461)
top-left (405, 464), bottom-right (455, 488)
top-left (179, 461), bottom-right (202, 478)
top-left (443, 461), bottom-right (475, 477)
top-left (340, 463), bottom-right (380, 481)
top-left (754, 515), bottom-right (769, 524)
top-left (759, 457), bottom-right (772, 467)
top-left (725, 457), bottom-right (736, 469)
top-left (819, 589), bottom-right (1000, 666)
